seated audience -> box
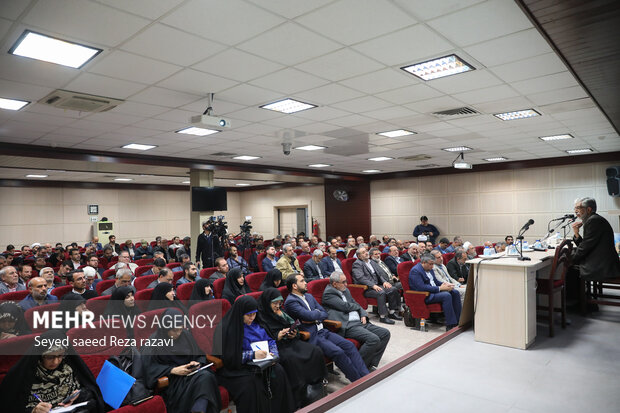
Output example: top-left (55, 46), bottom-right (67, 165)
top-left (369, 248), bottom-right (402, 290)
top-left (322, 272), bottom-right (390, 371)
top-left (85, 236), bottom-right (102, 251)
top-left (447, 251), bottom-right (469, 284)
top-left (319, 247), bottom-right (343, 278)
top-left (276, 244), bottom-right (301, 280)
top-left (18, 264), bottom-right (33, 286)
top-left (18, 277), bottom-right (58, 311)
top-left (222, 268), bottom-right (251, 305)
top-left (103, 286), bottom-right (140, 337)
top-left (135, 239), bottom-right (153, 259)
top-left (99, 247), bottom-right (115, 269)
top-left (401, 244), bottom-right (420, 262)
top-left (463, 242), bottom-right (477, 259)
top-left (66, 269), bottom-right (97, 299)
top-left (262, 246), bottom-right (278, 272)
top-left (103, 234), bottom-right (121, 255)
top-left (153, 237), bottom-right (171, 262)
top-left (0, 330), bottom-right (104, 412)
top-left (38, 267), bottom-right (57, 293)
top-left (259, 268), bottom-right (283, 291)
top-left (284, 274), bottom-right (368, 383)
top-left (303, 249), bottom-right (326, 281)
top-left (430, 250), bottom-right (465, 304)
top-left (383, 246), bottom-right (403, 277)
top-left (148, 282), bottom-right (187, 313)
top-left (298, 242), bottom-right (311, 256)
top-left (344, 238), bottom-right (357, 257)
top-left (147, 267), bottom-right (174, 289)
top-left (143, 257), bottom-right (167, 276)
top-left (227, 246), bottom-right (250, 275)
top-left (176, 261), bottom-right (199, 287)
top-left (434, 238), bottom-right (454, 254)
top-left (0, 301), bottom-right (31, 339)
top-left (409, 254), bottom-right (462, 331)
top-left (122, 239), bottom-right (136, 259)
top-left (495, 242), bottom-right (507, 253)
top-left (257, 288), bottom-right (327, 408)
top-left (505, 235), bottom-right (514, 245)
top-left (452, 236), bottom-right (464, 249)
top-left (82, 266), bottom-right (100, 291)
top-left (0, 266), bottom-right (26, 294)
top-left (189, 278), bottom-right (214, 306)
top-left (102, 268), bottom-right (134, 296)
top-left (112, 251), bottom-right (139, 274)
top-left (68, 248), bottom-right (83, 270)
top-left (170, 254), bottom-right (190, 272)
top-left (382, 238), bottom-right (396, 253)
top-left (209, 257), bottom-right (229, 281)
top-left (175, 237), bottom-right (191, 262)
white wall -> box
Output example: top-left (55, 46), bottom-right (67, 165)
top-left (370, 162), bottom-right (620, 245)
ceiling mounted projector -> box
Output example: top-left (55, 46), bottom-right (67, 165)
top-left (453, 152), bottom-right (472, 169)
top-left (190, 114), bottom-right (231, 129)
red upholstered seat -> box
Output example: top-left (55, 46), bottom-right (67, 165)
top-left (307, 279), bottom-right (329, 305)
top-left (244, 291), bottom-right (263, 301)
top-left (133, 308), bottom-right (166, 348)
top-left (443, 252), bottom-right (455, 265)
top-left (0, 333), bottom-right (39, 384)
top-left (256, 252), bottom-right (267, 272)
top-left (199, 267), bottom-right (217, 280)
top-left (134, 275), bottom-right (158, 291)
top-left (176, 282), bottom-right (195, 304)
top-left (51, 285), bottom-right (73, 299)
top-left (297, 254), bottom-right (312, 270)
top-left (278, 286), bottom-right (289, 301)
top-left (380, 252), bottom-right (389, 261)
top-left (189, 299), bottom-right (230, 355)
top-left (67, 319), bottom-right (127, 356)
top-left (110, 394), bottom-right (167, 413)
top-left (134, 288), bottom-right (154, 311)
top-left (134, 258), bottom-right (154, 267)
top-left (336, 251), bottom-right (345, 261)
top-left (134, 265), bottom-right (153, 277)
top-left (398, 260), bottom-right (443, 320)
top-left (25, 303), bottom-right (61, 333)
top-left (102, 268), bottom-right (116, 280)
top-left (85, 295), bottom-right (111, 318)
top-left (213, 278), bottom-right (226, 299)
top-left (246, 272), bottom-right (267, 292)
top-left (475, 246), bottom-right (485, 256)
top-left (95, 279), bottom-right (115, 296)
top-left (172, 271), bottom-right (184, 285)
top-left (0, 290), bottom-right (29, 301)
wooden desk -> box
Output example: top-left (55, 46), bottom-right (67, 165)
top-left (465, 251), bottom-right (554, 349)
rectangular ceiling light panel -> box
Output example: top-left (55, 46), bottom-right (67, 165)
top-left (494, 109), bottom-right (540, 121)
top-left (10, 30), bottom-right (102, 68)
top-left (0, 97), bottom-right (29, 111)
top-left (402, 54), bottom-right (474, 81)
top-left (260, 98), bottom-right (317, 114)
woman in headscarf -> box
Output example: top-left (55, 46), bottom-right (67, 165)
top-left (103, 286), bottom-right (140, 337)
top-left (188, 278), bottom-right (214, 308)
top-left (257, 288), bottom-right (327, 408)
top-left (213, 295), bottom-right (294, 413)
top-left (221, 267), bottom-right (250, 305)
top-left (147, 282), bottom-right (187, 313)
top-left (259, 268), bottom-right (283, 291)
top-left (0, 301), bottom-right (31, 339)
top-left (0, 329), bottom-right (104, 413)
top-left (142, 308), bottom-right (220, 413)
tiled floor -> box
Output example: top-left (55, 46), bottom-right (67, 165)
top-left (328, 306), bottom-right (620, 413)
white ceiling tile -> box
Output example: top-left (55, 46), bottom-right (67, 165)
top-left (473, 96), bottom-right (535, 113)
top-left (427, 0), bottom-right (532, 47)
top-left (511, 72), bottom-right (579, 95)
top-left (339, 68), bottom-right (417, 95)
top-left (115, 126), bottom-right (161, 137)
top-left (162, 0), bottom-right (284, 46)
top-left (0, 79), bottom-right (53, 102)
top-left (404, 95), bottom-right (466, 113)
top-left (352, 24), bottom-right (453, 66)
top-left (429, 69), bottom-right (503, 95)
top-left (108, 101), bottom-right (169, 117)
top-left (50, 125), bottom-right (102, 138)
top-left (376, 84), bottom-right (443, 105)
top-left (96, 0), bottom-right (185, 20)
top-left (463, 28), bottom-right (553, 67)
top-left (129, 87), bottom-right (201, 107)
top-left (154, 109), bottom-right (197, 123)
top-left (237, 22), bottom-right (341, 66)
top-left (64, 72), bottom-right (146, 99)
top-left (121, 24), bottom-right (227, 66)
top-left (85, 111), bottom-right (145, 126)
top-left (392, 0), bottom-right (486, 21)
top-left (234, 123), bottom-right (281, 135)
top-left (249, 68), bottom-right (329, 94)
top-left (296, 0), bottom-right (414, 45)
top-left (7, 110), bottom-right (74, 127)
top-left (490, 53), bottom-right (568, 83)
top-left (67, 118), bottom-right (121, 132)
top-left (0, 53), bottom-right (79, 89)
top-left (156, 68), bottom-right (238, 95)
top-left (362, 105), bottom-right (418, 122)
top-left (192, 49), bottom-right (283, 82)
top-left (453, 84), bottom-right (519, 105)
top-left (216, 83), bottom-right (283, 106)
top-left (261, 115), bottom-right (313, 128)
top-left (89, 50), bottom-right (181, 84)
top-left (0, 0), bottom-right (30, 20)
top-left (181, 98), bottom-right (246, 115)
top-left (296, 48), bottom-right (385, 82)
top-left (331, 96), bottom-right (393, 113)
top-left (293, 106), bottom-right (352, 122)
top-left (246, 0), bottom-right (332, 19)
top-left (132, 118), bottom-right (185, 132)
top-left (22, 0), bottom-right (149, 47)
top-left (295, 83), bottom-right (364, 106)
top-left (227, 107), bottom-right (284, 123)
top-left (0, 18), bottom-right (12, 39)
top-left (527, 86), bottom-right (589, 106)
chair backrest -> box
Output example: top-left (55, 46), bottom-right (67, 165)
top-left (133, 308), bottom-right (167, 348)
top-left (85, 295), bottom-right (111, 318)
top-left (341, 258), bottom-right (356, 280)
top-left (380, 252), bottom-right (389, 261)
top-left (0, 290), bottom-right (29, 301)
top-left (67, 320), bottom-right (127, 356)
top-left (135, 265), bottom-right (154, 277)
top-left (278, 286), bottom-right (289, 301)
top-left (0, 333), bottom-right (39, 384)
top-left (347, 249), bottom-right (357, 258)
top-left (336, 251), bottom-right (346, 261)
top-left (307, 279), bottom-right (330, 305)
top-left (199, 267), bottom-right (218, 280)
top-left (101, 268), bottom-right (116, 280)
top-left (166, 262), bottom-right (181, 270)
top-left (257, 252), bottom-right (267, 272)
top-left (189, 299), bottom-right (229, 355)
top-left (398, 261), bottom-right (416, 291)
top-left (551, 240), bottom-right (573, 282)
top-left (244, 291), bottom-right (263, 301)
top-left (135, 258), bottom-right (154, 267)
top-left (297, 255), bottom-right (312, 269)
top-left (176, 282), bottom-right (195, 304)
top-left (443, 252), bottom-right (455, 265)
top-left (246, 272), bottom-right (267, 292)
top-left (475, 246), bottom-right (485, 256)
top-left (95, 279), bottom-right (115, 296)
top-left (50, 285), bottom-right (73, 299)
top-left (24, 302), bottom-right (61, 333)
top-left (134, 275), bottom-right (158, 291)
top-left (213, 277), bottom-right (226, 299)
top-left (134, 288), bottom-right (154, 311)
top-left (172, 271), bottom-right (184, 285)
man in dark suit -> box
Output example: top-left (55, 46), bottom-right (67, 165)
top-left (196, 222), bottom-right (220, 268)
top-left (409, 254), bottom-right (461, 330)
top-left (401, 244), bottom-right (420, 263)
top-left (319, 247), bottom-right (343, 277)
top-left (383, 246), bottom-right (403, 277)
top-left (262, 245), bottom-right (278, 272)
top-left (369, 248), bottom-right (401, 289)
top-left (284, 274), bottom-right (368, 382)
top-left (446, 251), bottom-right (469, 284)
top-left (572, 197), bottom-right (620, 280)
top-left (322, 272), bottom-right (390, 371)
top-left (303, 249), bottom-right (325, 281)
top-left (352, 247), bottom-right (401, 324)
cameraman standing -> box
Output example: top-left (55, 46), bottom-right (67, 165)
top-left (196, 220), bottom-right (220, 268)
top-left (413, 215), bottom-right (440, 244)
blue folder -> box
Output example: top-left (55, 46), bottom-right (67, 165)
top-left (96, 360), bottom-right (136, 409)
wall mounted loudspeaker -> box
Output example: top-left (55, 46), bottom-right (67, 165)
top-left (606, 166), bottom-right (620, 197)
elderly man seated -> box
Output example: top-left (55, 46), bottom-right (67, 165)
top-left (0, 266), bottom-right (26, 294)
top-left (18, 277), bottom-right (58, 310)
top-left (430, 250), bottom-right (465, 304)
top-left (102, 268), bottom-right (134, 296)
top-left (304, 249), bottom-right (326, 281)
top-left (276, 244), bottom-right (301, 280)
top-left (401, 244), bottom-right (420, 262)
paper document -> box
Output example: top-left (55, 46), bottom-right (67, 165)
top-left (251, 340), bottom-right (274, 362)
top-left (51, 402), bottom-right (89, 412)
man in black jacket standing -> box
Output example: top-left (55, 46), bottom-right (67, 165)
top-left (195, 221), bottom-right (219, 268)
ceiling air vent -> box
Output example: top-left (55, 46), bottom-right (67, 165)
top-left (39, 90), bottom-right (123, 113)
top-left (432, 107), bottom-right (480, 118)
top-left (399, 154), bottom-right (432, 162)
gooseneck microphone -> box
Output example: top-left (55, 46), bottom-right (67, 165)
top-left (552, 214), bottom-right (575, 221)
top-left (519, 219), bottom-right (535, 232)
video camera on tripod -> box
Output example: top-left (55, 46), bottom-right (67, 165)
top-left (237, 218), bottom-right (253, 252)
top-left (206, 215), bottom-right (227, 257)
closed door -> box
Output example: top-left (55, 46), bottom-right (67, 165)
top-left (278, 207), bottom-right (307, 236)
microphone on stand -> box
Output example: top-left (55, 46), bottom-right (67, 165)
top-left (519, 219), bottom-right (535, 232)
top-left (516, 219), bottom-right (534, 261)
top-left (551, 214), bottom-right (575, 221)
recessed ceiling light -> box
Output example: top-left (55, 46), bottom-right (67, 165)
top-left (122, 143), bottom-right (157, 151)
top-left (114, 178), bottom-right (133, 182)
top-left (9, 30), bottom-right (102, 68)
top-left (308, 164), bottom-right (332, 168)
top-left (493, 109), bottom-right (540, 121)
top-left (181, 181), bottom-right (190, 184)
top-left (176, 126), bottom-right (219, 136)
top-left (362, 169), bottom-right (382, 173)
top-left (377, 129), bottom-right (416, 138)
top-left (0, 97), bottom-right (29, 111)
top-left (443, 146), bottom-right (472, 152)
top-left (26, 174), bottom-right (48, 178)
top-left (484, 157), bottom-right (508, 162)
top-left (402, 54), bottom-right (474, 81)
top-left (368, 157), bottom-right (394, 161)
top-left (295, 145), bottom-right (326, 151)
top-left (235, 183), bottom-right (251, 186)
top-left (260, 98), bottom-right (317, 114)
top-left (233, 155), bottom-right (261, 161)
top-left (539, 134), bottom-right (574, 141)
top-left (566, 148), bottom-right (593, 154)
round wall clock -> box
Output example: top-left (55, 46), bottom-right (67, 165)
top-left (333, 189), bottom-right (349, 202)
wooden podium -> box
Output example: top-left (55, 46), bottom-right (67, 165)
top-left (461, 251), bottom-right (554, 349)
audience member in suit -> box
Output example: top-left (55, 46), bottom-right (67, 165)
top-left (303, 249), bottom-right (326, 281)
top-left (383, 246), bottom-right (403, 277)
top-left (369, 248), bottom-right (402, 290)
top-left (102, 269), bottom-right (134, 295)
top-left (84, 236), bottom-right (103, 251)
top-left (284, 274), bottom-right (368, 383)
top-left (135, 239), bottom-right (154, 259)
top-left (413, 215), bottom-right (440, 244)
top-left (66, 269), bottom-right (97, 299)
top-left (351, 247), bottom-right (401, 325)
top-left (121, 240), bottom-right (137, 259)
top-left (319, 247), bottom-right (343, 277)
top-left (143, 257), bottom-right (167, 276)
top-left (431, 250), bottom-right (465, 304)
top-left (262, 246), bottom-right (278, 272)
top-left (103, 234), bottom-right (121, 255)
top-left (322, 272), bottom-right (390, 371)
top-left (276, 244), bottom-right (301, 280)
top-left (196, 223), bottom-right (220, 268)
top-left (446, 251), bottom-right (469, 284)
top-left (382, 238), bottom-right (396, 253)
top-left (259, 268), bottom-right (283, 291)
top-left (409, 254), bottom-right (462, 330)
top-left (401, 244), bottom-right (420, 263)
top-left (147, 267), bottom-right (174, 289)
top-left (153, 237), bottom-right (171, 262)
top-left (227, 245), bottom-right (250, 275)
top-left (208, 257), bottom-right (229, 282)
top-left (434, 238), bottom-right (455, 254)
top-left (344, 238), bottom-right (357, 257)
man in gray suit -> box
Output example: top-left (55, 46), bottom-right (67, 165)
top-left (322, 271), bottom-right (391, 371)
top-left (369, 248), bottom-right (402, 290)
top-left (303, 249), bottom-right (325, 281)
top-left (351, 247), bottom-right (401, 325)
